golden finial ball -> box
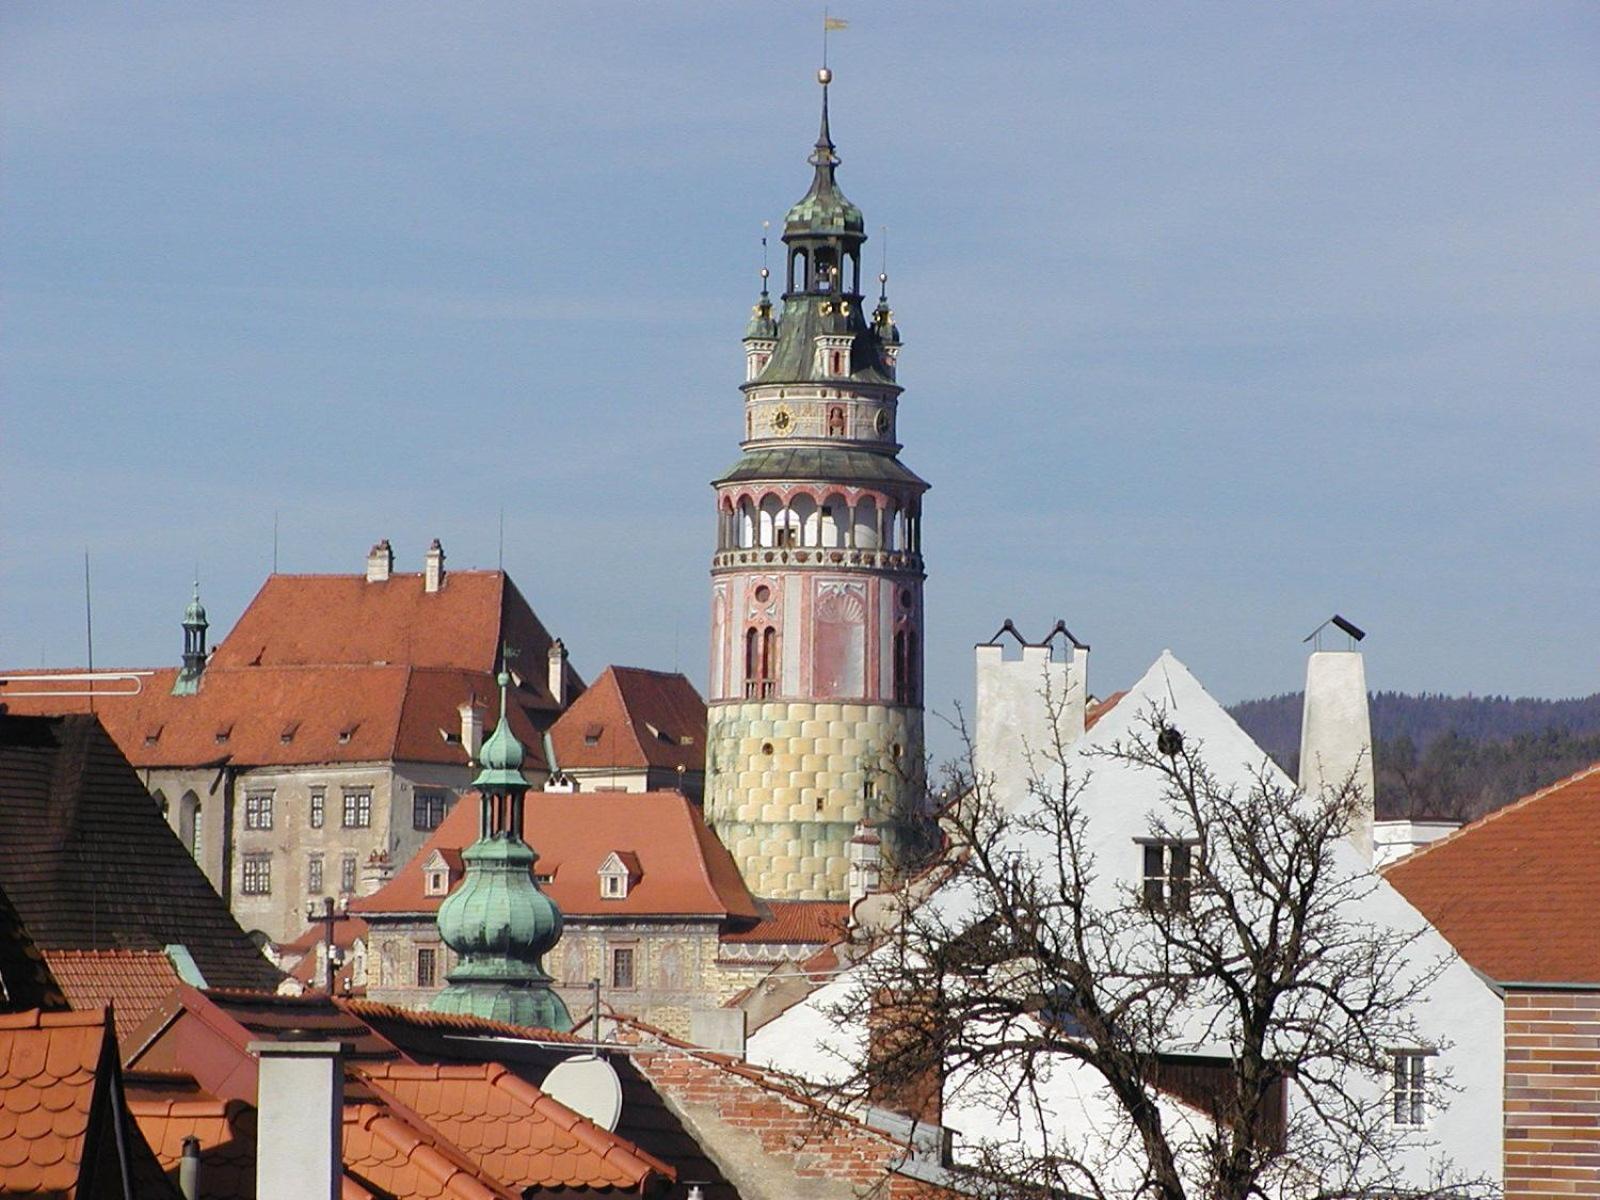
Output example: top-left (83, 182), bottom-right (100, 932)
top-left (817, 67), bottom-right (833, 85)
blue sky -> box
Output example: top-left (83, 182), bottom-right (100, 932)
top-left (4, 3), bottom-right (1596, 758)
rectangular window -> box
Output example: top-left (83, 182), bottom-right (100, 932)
top-left (1140, 840), bottom-right (1194, 912)
top-left (610, 947), bottom-right (635, 990)
top-left (341, 854), bottom-right (357, 894)
top-left (309, 789), bottom-right (325, 829)
top-left (244, 792), bottom-right (274, 831)
top-left (416, 947), bottom-right (437, 988)
top-left (307, 856), bottom-right (324, 894)
top-left (241, 853), bottom-right (272, 896)
top-left (342, 789), bottom-right (372, 829)
top-left (1392, 1051), bottom-right (1429, 1126)
top-left (413, 789), bottom-right (448, 832)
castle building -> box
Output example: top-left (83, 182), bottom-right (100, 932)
top-left (704, 69), bottom-right (928, 901)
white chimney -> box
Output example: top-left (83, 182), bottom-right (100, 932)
top-left (548, 639), bottom-right (569, 708)
top-left (365, 540), bottom-right (393, 583)
top-left (1299, 650), bottom-right (1376, 863)
top-left (459, 698), bottom-right (485, 762)
top-left (973, 623), bottom-right (1088, 813)
top-left (423, 539), bottom-right (445, 593)
top-left (250, 1040), bottom-right (344, 1200)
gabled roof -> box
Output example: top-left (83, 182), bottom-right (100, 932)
top-left (549, 666), bottom-right (706, 774)
top-left (39, 950), bottom-right (183, 1031)
top-left (1, 568), bottom-right (580, 771)
top-left (0, 714), bottom-right (281, 993)
top-left (719, 901), bottom-right (848, 946)
top-left (0, 1008), bottom-right (178, 1199)
top-left (1384, 762), bottom-right (1600, 985)
top-left (356, 791), bottom-right (761, 922)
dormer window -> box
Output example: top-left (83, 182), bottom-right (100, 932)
top-left (598, 851), bottom-right (640, 900)
top-left (421, 850), bottom-right (453, 898)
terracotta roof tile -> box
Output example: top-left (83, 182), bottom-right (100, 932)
top-left (343, 1102), bottom-right (513, 1200)
top-left (126, 1075), bottom-right (257, 1200)
top-left (0, 1009), bottom-right (123, 1196)
top-left (719, 901), bottom-right (848, 946)
top-left (549, 667), bottom-right (706, 773)
top-left (0, 714), bottom-right (281, 993)
top-left (1085, 690), bottom-right (1128, 732)
top-left (358, 1061), bottom-right (673, 1191)
top-left (1385, 762), bottom-right (1600, 984)
top-left (355, 790), bottom-right (759, 921)
top-left (336, 1000), bottom-right (582, 1045)
top-left (40, 950), bottom-right (182, 1030)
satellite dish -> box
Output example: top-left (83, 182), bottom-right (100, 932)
top-left (542, 1054), bottom-right (623, 1131)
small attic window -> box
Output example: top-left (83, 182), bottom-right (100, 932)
top-left (602, 873), bottom-right (628, 899)
top-left (424, 869), bottom-right (449, 898)
top-left (338, 723), bottom-right (359, 745)
top-left (143, 727), bottom-right (162, 747)
top-left (646, 722), bottom-right (676, 746)
top-left (214, 725), bottom-right (232, 744)
top-left (583, 723), bottom-right (604, 747)
top-left (598, 851), bottom-right (638, 900)
top-left (440, 728), bottom-right (461, 744)
top-left (280, 721), bottom-right (299, 745)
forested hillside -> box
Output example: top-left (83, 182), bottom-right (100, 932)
top-left (1228, 692), bottom-right (1600, 821)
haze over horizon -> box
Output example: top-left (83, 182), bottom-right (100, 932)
top-left (5, 4), bottom-right (1596, 760)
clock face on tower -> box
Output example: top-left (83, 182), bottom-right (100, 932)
top-left (874, 408), bottom-right (891, 435)
top-left (769, 405), bottom-right (795, 435)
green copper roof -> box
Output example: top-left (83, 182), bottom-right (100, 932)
top-left (783, 82), bottom-right (864, 240)
top-left (183, 581), bottom-right (207, 627)
top-left (716, 445), bottom-right (928, 491)
top-left (744, 288), bottom-right (779, 341)
top-left (474, 672), bottom-right (529, 790)
top-left (750, 295), bottom-right (896, 387)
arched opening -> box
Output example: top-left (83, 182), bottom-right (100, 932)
top-left (762, 627), bottom-right (779, 696)
top-left (738, 497), bottom-right (757, 549)
top-left (746, 626), bottom-right (778, 698)
top-left (745, 628), bottom-right (759, 697)
top-left (815, 247), bottom-right (837, 291)
top-left (883, 503), bottom-right (899, 551)
top-left (773, 498), bottom-right (801, 549)
top-left (179, 791), bottom-right (202, 862)
top-left (789, 248), bottom-right (809, 292)
top-left (853, 496), bottom-right (879, 549)
top-left (820, 493), bottom-right (848, 547)
top-left (790, 494), bottom-right (818, 547)
top-left (893, 630), bottom-right (918, 705)
top-left (827, 406), bottom-right (846, 437)
top-left (758, 494), bottom-right (782, 548)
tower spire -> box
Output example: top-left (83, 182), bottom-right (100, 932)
top-left (431, 670), bottom-right (572, 1031)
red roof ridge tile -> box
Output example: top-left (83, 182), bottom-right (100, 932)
top-left (0, 1007), bottom-right (109, 1030)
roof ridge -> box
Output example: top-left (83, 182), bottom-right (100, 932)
top-left (0, 1007), bottom-right (109, 1029)
top-left (1382, 758), bottom-right (1600, 877)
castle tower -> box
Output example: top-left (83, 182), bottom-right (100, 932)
top-left (705, 69), bottom-right (927, 901)
top-left (432, 671), bottom-right (572, 1030)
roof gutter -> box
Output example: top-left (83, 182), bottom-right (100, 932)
top-left (1488, 978), bottom-right (1600, 995)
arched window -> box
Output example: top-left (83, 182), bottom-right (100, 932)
top-left (821, 493), bottom-right (847, 548)
top-left (827, 406), bottom-right (846, 436)
top-left (738, 497), bottom-right (756, 549)
top-left (790, 248), bottom-right (809, 291)
top-left (759, 494), bottom-right (782, 548)
top-left (179, 791), bottom-right (202, 863)
top-left (790, 494), bottom-right (818, 547)
top-left (893, 631), bottom-right (911, 704)
top-left (853, 497), bottom-right (879, 549)
top-left (745, 626), bottom-right (778, 698)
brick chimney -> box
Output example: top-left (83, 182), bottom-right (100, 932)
top-left (548, 639), bottom-right (569, 708)
top-left (250, 1040), bottom-right (344, 1200)
top-left (867, 988), bottom-right (943, 1124)
top-left (360, 849), bottom-right (393, 897)
top-left (366, 540), bottom-right (393, 583)
top-left (1299, 650), bottom-right (1376, 863)
top-left (459, 698), bottom-right (485, 763)
top-left (423, 539), bottom-right (446, 593)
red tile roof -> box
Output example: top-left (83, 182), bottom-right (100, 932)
top-left (720, 901), bottom-right (848, 946)
top-left (1385, 762), bottom-right (1600, 985)
top-left (359, 1061), bottom-right (673, 1192)
top-left (343, 1101), bottom-right (515, 1200)
top-left (355, 790), bottom-right (760, 921)
top-left (337, 1001), bottom-right (584, 1046)
top-left (1084, 690), bottom-right (1128, 732)
top-left (40, 950), bottom-right (182, 1031)
top-left (549, 667), bottom-right (706, 774)
top-left (0, 1008), bottom-right (177, 1199)
top-left (125, 1075), bottom-right (258, 1200)
top-left (1, 569), bottom-right (582, 771)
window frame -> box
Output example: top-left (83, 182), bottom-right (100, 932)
top-left (309, 789), bottom-right (325, 829)
top-left (244, 791), bottom-right (274, 831)
top-left (340, 853), bottom-right (358, 895)
top-left (416, 947), bottom-right (437, 988)
top-left (307, 855), bottom-right (324, 895)
top-left (241, 853), bottom-right (272, 896)
top-left (1138, 838), bottom-right (1197, 912)
top-left (413, 789), bottom-right (448, 832)
top-left (1391, 1050), bottom-right (1431, 1127)
top-left (341, 788), bottom-right (372, 829)
top-left (610, 945), bottom-right (636, 991)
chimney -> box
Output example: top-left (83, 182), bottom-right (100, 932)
top-left (1298, 650), bottom-right (1376, 863)
top-left (459, 698), bottom-right (485, 763)
top-left (250, 1040), bottom-right (345, 1200)
top-left (847, 820), bottom-right (882, 908)
top-left (360, 849), bottom-right (393, 897)
top-left (867, 988), bottom-right (943, 1125)
top-left (547, 639), bottom-right (569, 708)
top-left (973, 621), bottom-right (1089, 813)
top-left (423, 539), bottom-right (445, 593)
top-left (179, 1135), bottom-right (201, 1200)
top-left (366, 540), bottom-right (393, 583)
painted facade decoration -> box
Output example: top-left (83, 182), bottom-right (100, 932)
top-left (705, 70), bottom-right (928, 901)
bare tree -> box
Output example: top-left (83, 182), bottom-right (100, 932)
top-left (819, 703), bottom-right (1488, 1200)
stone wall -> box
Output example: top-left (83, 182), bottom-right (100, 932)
top-left (705, 700), bottom-right (921, 899)
top-left (1503, 989), bottom-right (1600, 1197)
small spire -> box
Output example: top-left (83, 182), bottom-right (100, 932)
top-left (811, 67), bottom-right (837, 171)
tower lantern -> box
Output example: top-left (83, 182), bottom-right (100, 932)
top-left (173, 580), bottom-right (209, 696)
top-left (705, 69), bottom-right (927, 902)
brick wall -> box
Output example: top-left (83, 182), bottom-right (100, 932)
top-left (632, 1045), bottom-right (959, 1200)
top-left (1504, 989), bottom-right (1600, 1198)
